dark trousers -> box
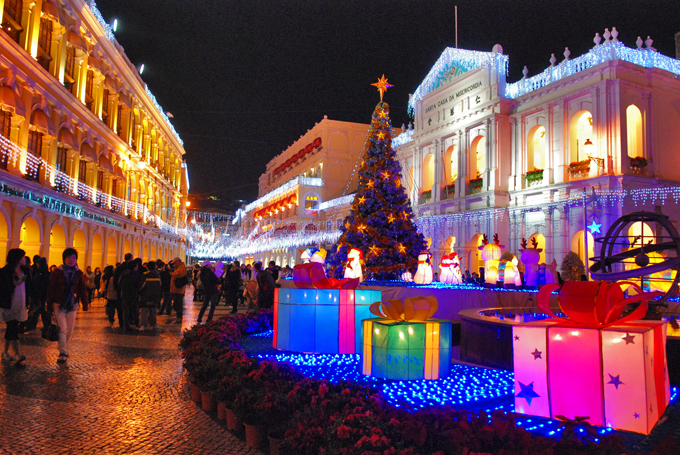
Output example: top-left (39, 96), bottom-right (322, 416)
top-left (197, 293), bottom-right (219, 323)
top-left (257, 290), bottom-right (274, 309)
top-left (106, 299), bottom-right (124, 326)
top-left (159, 291), bottom-right (172, 315)
top-left (226, 289), bottom-right (239, 312)
top-left (122, 297), bottom-right (139, 329)
top-left (172, 293), bottom-right (184, 318)
top-left (23, 298), bottom-right (49, 331)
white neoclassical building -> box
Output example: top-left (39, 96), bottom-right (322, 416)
top-left (393, 31), bottom-right (680, 276)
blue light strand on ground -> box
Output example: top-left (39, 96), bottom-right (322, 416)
top-left (249, 329), bottom-right (275, 337)
top-left (256, 352), bottom-right (514, 410)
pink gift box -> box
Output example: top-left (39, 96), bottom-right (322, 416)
top-left (513, 320), bottom-right (670, 434)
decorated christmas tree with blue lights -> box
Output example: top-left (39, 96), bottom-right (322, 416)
top-left (330, 76), bottom-right (426, 279)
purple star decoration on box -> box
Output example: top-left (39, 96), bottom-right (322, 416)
top-left (622, 333), bottom-right (635, 344)
top-left (531, 349), bottom-right (542, 360)
top-left (607, 374), bottom-right (624, 389)
top-left (516, 381), bottom-right (540, 406)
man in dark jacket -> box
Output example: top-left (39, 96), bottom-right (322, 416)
top-left (225, 261), bottom-right (242, 314)
top-left (113, 253), bottom-right (133, 295)
top-left (157, 260), bottom-right (172, 316)
top-left (139, 262), bottom-right (161, 331)
top-left (255, 262), bottom-right (276, 309)
top-left (197, 263), bottom-right (220, 323)
top-left (119, 259), bottom-right (142, 331)
top-left (267, 261), bottom-right (280, 282)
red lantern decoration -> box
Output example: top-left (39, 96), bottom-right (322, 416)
top-left (312, 137), bottom-right (322, 148)
top-left (304, 144), bottom-right (313, 153)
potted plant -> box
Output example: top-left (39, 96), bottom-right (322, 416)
top-left (525, 168), bottom-right (544, 186)
top-left (629, 156), bottom-right (648, 172)
top-left (567, 159), bottom-right (590, 177)
top-left (418, 190), bottom-right (431, 204)
top-left (444, 183), bottom-right (455, 199)
top-left (468, 177), bottom-right (483, 193)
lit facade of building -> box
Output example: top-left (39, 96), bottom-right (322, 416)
top-left (238, 117), bottom-right (375, 266)
top-left (393, 33), bottom-right (680, 275)
top-left (0, 0), bottom-right (187, 267)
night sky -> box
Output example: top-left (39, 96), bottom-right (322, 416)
top-left (96, 0), bottom-right (680, 211)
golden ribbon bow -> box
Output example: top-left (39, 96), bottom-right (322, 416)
top-left (369, 295), bottom-right (438, 321)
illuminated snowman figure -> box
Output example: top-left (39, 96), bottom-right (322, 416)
top-left (344, 248), bottom-right (364, 282)
top-left (401, 270), bottom-right (413, 282)
top-left (414, 251), bottom-right (433, 285)
top-left (439, 252), bottom-right (463, 284)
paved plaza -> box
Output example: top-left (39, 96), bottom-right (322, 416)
top-left (0, 289), bottom-right (259, 455)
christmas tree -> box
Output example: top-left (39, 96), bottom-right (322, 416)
top-left (330, 75), bottom-right (426, 279)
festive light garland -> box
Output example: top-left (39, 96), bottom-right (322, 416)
top-left (319, 194), bottom-right (354, 211)
top-left (408, 48), bottom-right (509, 116)
top-left (0, 136), bottom-right (185, 237)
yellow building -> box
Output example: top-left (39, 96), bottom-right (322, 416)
top-left (238, 116), bottom-right (381, 266)
top-left (0, 0), bottom-right (187, 267)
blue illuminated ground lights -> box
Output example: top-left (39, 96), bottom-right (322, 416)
top-left (253, 347), bottom-right (679, 440)
top-left (256, 352), bottom-right (514, 410)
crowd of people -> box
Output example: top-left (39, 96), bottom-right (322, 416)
top-left (0, 247), bottom-right (288, 367)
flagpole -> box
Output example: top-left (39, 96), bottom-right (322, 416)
top-left (455, 6), bottom-right (458, 48)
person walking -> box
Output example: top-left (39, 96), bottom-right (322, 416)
top-left (25, 257), bottom-right (50, 331)
top-left (93, 267), bottom-right (102, 299)
top-left (243, 274), bottom-right (259, 314)
top-left (255, 262), bottom-right (276, 309)
top-left (119, 259), bottom-right (143, 331)
top-left (102, 265), bottom-right (120, 328)
top-left (46, 248), bottom-right (89, 363)
top-left (158, 261), bottom-right (172, 316)
top-left (169, 257), bottom-right (187, 323)
top-left (139, 262), bottom-right (161, 331)
top-left (85, 266), bottom-right (96, 303)
top-left (197, 262), bottom-right (220, 324)
top-left (0, 249), bottom-right (31, 366)
top-left (225, 261), bottom-right (242, 314)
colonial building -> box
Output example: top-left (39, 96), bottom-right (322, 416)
top-left (0, 0), bottom-right (188, 267)
top-left (237, 116), bottom-right (377, 267)
top-left (393, 31), bottom-right (680, 276)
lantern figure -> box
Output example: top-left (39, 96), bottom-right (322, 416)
top-left (311, 248), bottom-right (327, 264)
top-left (439, 252), bottom-right (463, 284)
top-left (414, 251), bottom-right (433, 284)
top-left (479, 234), bottom-right (503, 286)
top-left (301, 248), bottom-right (318, 263)
top-left (344, 248), bottom-right (364, 281)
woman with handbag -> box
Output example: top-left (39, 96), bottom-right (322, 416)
top-left (46, 248), bottom-right (90, 363)
top-left (0, 248), bottom-right (31, 366)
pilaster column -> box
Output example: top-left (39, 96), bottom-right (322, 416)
top-left (432, 139), bottom-right (441, 202)
top-left (542, 206), bottom-right (554, 263)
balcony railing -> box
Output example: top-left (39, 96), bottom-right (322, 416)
top-left (0, 134), bottom-right (185, 236)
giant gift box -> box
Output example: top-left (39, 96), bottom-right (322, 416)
top-left (362, 296), bottom-right (452, 380)
top-left (274, 287), bottom-right (382, 354)
top-left (513, 281), bottom-right (670, 434)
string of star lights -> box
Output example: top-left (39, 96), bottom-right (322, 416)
top-left (630, 186), bottom-right (680, 206)
top-left (0, 135), bottom-right (186, 237)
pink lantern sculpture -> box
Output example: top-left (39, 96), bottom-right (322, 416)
top-left (513, 281), bottom-right (669, 434)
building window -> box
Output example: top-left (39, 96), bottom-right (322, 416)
top-left (85, 70), bottom-right (94, 109)
top-left (102, 89), bottom-right (110, 120)
top-left (117, 104), bottom-right (124, 138)
top-left (0, 110), bottom-right (10, 139)
top-left (78, 160), bottom-right (87, 183)
top-left (2, 0), bottom-right (23, 44)
top-left (64, 46), bottom-right (76, 90)
top-left (37, 18), bottom-right (52, 72)
top-left (97, 170), bottom-right (104, 190)
top-left (56, 147), bottom-right (67, 173)
top-left (27, 131), bottom-right (43, 157)
top-left (113, 179), bottom-right (122, 198)
top-left (304, 195), bottom-right (319, 215)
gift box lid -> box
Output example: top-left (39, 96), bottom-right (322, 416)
top-left (365, 318), bottom-right (451, 326)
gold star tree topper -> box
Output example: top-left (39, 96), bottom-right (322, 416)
top-left (371, 74), bottom-right (393, 101)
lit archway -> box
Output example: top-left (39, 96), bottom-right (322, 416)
top-left (124, 238), bottom-right (131, 256)
top-left (527, 125), bottom-right (546, 172)
top-left (0, 210), bottom-right (9, 264)
top-left (143, 244), bottom-right (149, 262)
top-left (569, 110), bottom-right (594, 163)
top-left (626, 105), bottom-right (643, 159)
top-left (20, 217), bottom-right (41, 260)
top-left (73, 229), bottom-right (87, 263)
top-left (151, 244), bottom-right (156, 261)
top-left (91, 232), bottom-right (103, 269)
top-left (444, 145), bottom-right (458, 184)
top-left (422, 153), bottom-right (434, 193)
top-left (107, 235), bottom-right (117, 266)
top-left (49, 224), bottom-right (67, 267)
top-left (469, 233), bottom-right (485, 274)
top-left (528, 233), bottom-right (546, 264)
top-left (443, 236), bottom-right (456, 254)
top-left (627, 221), bottom-right (654, 246)
top-left (571, 230), bottom-right (595, 270)
top-left (470, 135), bottom-right (486, 179)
